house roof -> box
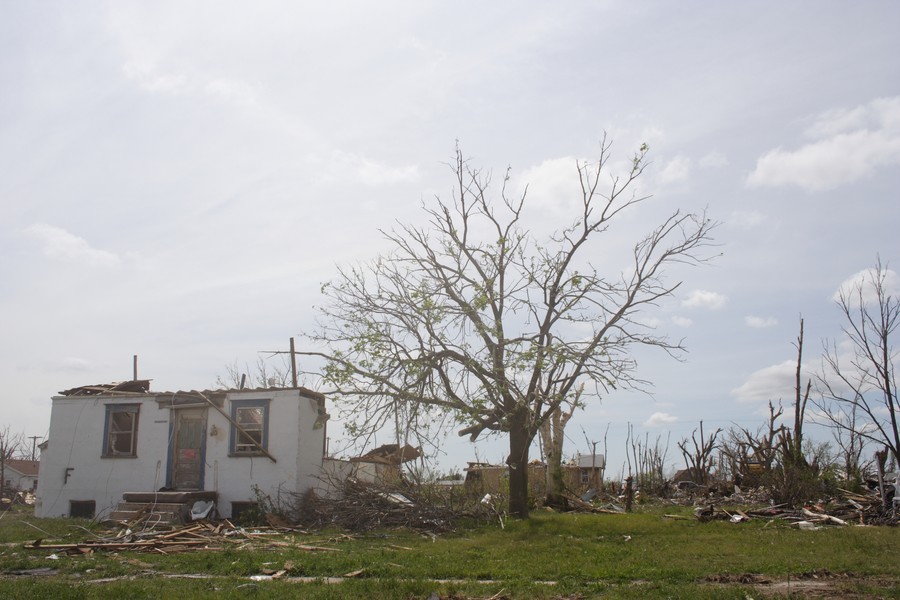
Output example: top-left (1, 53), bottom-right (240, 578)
top-left (58, 380), bottom-right (325, 402)
top-left (59, 380), bottom-right (152, 396)
top-left (351, 443), bottom-right (422, 465)
top-left (5, 459), bottom-right (39, 477)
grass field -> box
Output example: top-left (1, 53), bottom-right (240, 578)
top-left (1, 504), bottom-right (898, 599)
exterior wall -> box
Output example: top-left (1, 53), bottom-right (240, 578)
top-left (4, 467), bottom-right (38, 492)
top-left (203, 390), bottom-right (325, 518)
top-left (36, 389), bottom-right (325, 519)
top-left (36, 395), bottom-right (172, 518)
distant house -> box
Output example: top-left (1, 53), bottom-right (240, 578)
top-left (322, 444), bottom-right (422, 487)
top-left (3, 459), bottom-right (39, 492)
top-left (36, 380), bottom-right (328, 520)
top-left (464, 454), bottom-right (605, 499)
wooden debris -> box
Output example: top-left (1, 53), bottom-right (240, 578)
top-left (21, 519), bottom-right (340, 555)
top-left (686, 487), bottom-right (896, 526)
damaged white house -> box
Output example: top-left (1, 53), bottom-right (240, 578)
top-left (36, 379), bottom-right (328, 521)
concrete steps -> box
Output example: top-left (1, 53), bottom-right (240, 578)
top-left (107, 501), bottom-right (188, 525)
top-left (106, 492), bottom-right (217, 526)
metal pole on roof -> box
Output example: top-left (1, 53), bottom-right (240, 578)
top-left (289, 337), bottom-right (298, 388)
top-left (133, 355), bottom-right (138, 381)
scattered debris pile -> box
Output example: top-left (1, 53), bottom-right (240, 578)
top-left (678, 486), bottom-right (898, 527)
top-left (293, 478), bottom-right (481, 532)
top-left (24, 520), bottom-right (344, 555)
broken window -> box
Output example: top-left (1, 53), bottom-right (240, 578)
top-left (103, 404), bottom-right (139, 457)
top-left (229, 399), bottom-right (269, 455)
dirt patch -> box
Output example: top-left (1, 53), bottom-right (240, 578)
top-left (702, 570), bottom-right (898, 599)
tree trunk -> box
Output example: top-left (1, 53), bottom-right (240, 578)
top-left (539, 410), bottom-right (566, 505)
top-left (507, 408), bottom-right (531, 519)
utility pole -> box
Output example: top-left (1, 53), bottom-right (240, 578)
top-left (259, 338), bottom-right (299, 388)
top-left (28, 436), bottom-right (42, 461)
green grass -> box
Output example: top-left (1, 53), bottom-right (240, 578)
top-left (1, 504), bottom-right (898, 598)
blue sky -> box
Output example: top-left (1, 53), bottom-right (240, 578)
top-left (2, 1), bottom-right (898, 475)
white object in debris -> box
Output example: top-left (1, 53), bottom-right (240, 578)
top-left (795, 520), bottom-right (820, 531)
top-left (481, 493), bottom-right (493, 506)
top-left (191, 500), bottom-right (214, 520)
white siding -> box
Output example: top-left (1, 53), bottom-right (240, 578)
top-left (35, 389), bottom-right (325, 519)
top-left (35, 396), bottom-right (171, 518)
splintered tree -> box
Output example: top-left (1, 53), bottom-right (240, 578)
top-left (538, 384), bottom-right (582, 503)
top-left (305, 137), bottom-right (716, 518)
top-left (816, 257), bottom-right (899, 466)
top-left (677, 421), bottom-right (721, 485)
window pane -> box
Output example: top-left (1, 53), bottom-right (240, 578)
top-left (231, 402), bottom-right (268, 454)
top-left (105, 406), bottom-right (138, 456)
top-left (236, 429), bottom-right (263, 451)
top-left (109, 431), bottom-right (134, 454)
top-left (237, 407), bottom-right (263, 429)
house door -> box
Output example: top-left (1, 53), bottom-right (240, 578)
top-left (171, 408), bottom-right (206, 490)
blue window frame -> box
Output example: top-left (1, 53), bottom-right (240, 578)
top-left (102, 404), bottom-right (140, 457)
top-left (229, 399), bottom-right (270, 455)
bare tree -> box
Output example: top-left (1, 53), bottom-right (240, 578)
top-left (677, 420), bottom-right (721, 485)
top-left (216, 356), bottom-right (292, 390)
top-left (816, 257), bottom-right (899, 465)
top-left (0, 426), bottom-right (24, 497)
top-left (304, 137), bottom-right (716, 517)
top-left (720, 401), bottom-right (785, 484)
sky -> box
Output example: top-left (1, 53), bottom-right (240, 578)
top-left (2, 1), bottom-right (899, 476)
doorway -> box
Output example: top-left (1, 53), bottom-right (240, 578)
top-left (170, 408), bottom-right (207, 490)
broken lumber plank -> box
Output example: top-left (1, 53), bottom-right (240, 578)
top-left (801, 508), bottom-right (848, 526)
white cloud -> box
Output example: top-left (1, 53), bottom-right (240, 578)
top-left (123, 61), bottom-right (189, 94)
top-left (644, 412), bottom-right (678, 427)
top-left (638, 317), bottom-right (663, 329)
top-left (203, 78), bottom-right (261, 108)
top-left (728, 210), bottom-right (767, 230)
top-left (671, 316), bottom-right (693, 327)
top-left (731, 360), bottom-right (795, 403)
top-left (657, 155), bottom-right (691, 184)
top-left (124, 62), bottom-right (262, 109)
top-left (518, 156), bottom-right (583, 211)
top-left (315, 151), bottom-right (420, 186)
top-left (60, 357), bottom-right (94, 371)
top-left (746, 96), bottom-right (900, 192)
top-left (682, 290), bottom-right (727, 310)
top-left (745, 315), bottom-right (778, 328)
top-left (25, 223), bottom-right (122, 268)
top-left (833, 266), bottom-right (900, 304)
top-left (698, 151), bottom-right (728, 168)
top-left (358, 158), bottom-right (420, 186)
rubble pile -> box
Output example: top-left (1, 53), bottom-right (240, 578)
top-left (293, 478), bottom-right (480, 532)
top-left (683, 486), bottom-right (898, 527)
top-left (25, 519), bottom-right (345, 555)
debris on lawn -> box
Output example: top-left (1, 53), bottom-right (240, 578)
top-left (288, 478), bottom-right (489, 532)
top-left (676, 485), bottom-right (898, 526)
top-left (22, 519), bottom-right (346, 555)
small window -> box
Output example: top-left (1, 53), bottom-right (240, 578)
top-left (231, 501), bottom-right (260, 523)
top-left (103, 404), bottom-right (140, 457)
top-left (70, 500), bottom-right (96, 519)
top-left (229, 399), bottom-right (269, 455)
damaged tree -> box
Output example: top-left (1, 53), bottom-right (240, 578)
top-left (677, 421), bottom-right (721, 485)
top-left (539, 384), bottom-right (582, 504)
top-left (816, 257), bottom-right (899, 466)
top-left (0, 426), bottom-right (23, 499)
top-left (305, 137), bottom-right (716, 518)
